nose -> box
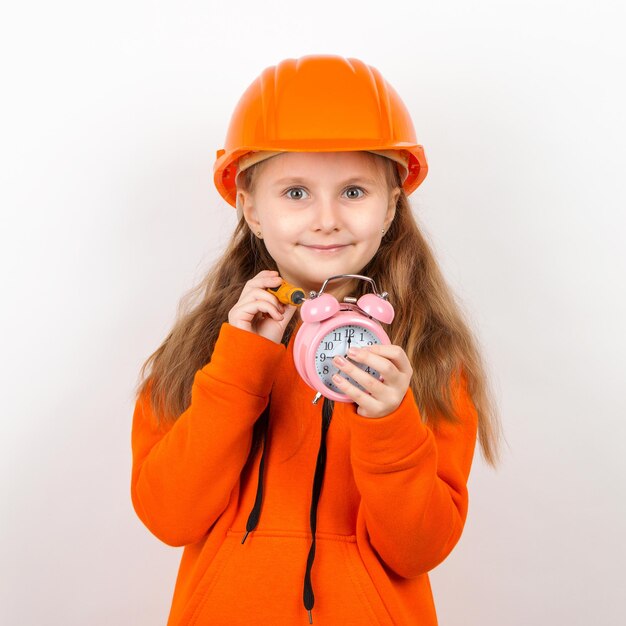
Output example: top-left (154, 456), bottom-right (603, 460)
top-left (311, 194), bottom-right (342, 232)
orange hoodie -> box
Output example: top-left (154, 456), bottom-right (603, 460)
top-left (131, 321), bottom-right (478, 625)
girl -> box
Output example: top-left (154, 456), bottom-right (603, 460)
top-left (131, 55), bottom-right (502, 625)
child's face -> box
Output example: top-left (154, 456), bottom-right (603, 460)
top-left (237, 151), bottom-right (401, 300)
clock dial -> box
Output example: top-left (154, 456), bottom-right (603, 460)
top-left (314, 324), bottom-right (383, 394)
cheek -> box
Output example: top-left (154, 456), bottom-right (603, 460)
top-left (355, 220), bottom-right (385, 241)
top-left (268, 214), bottom-right (303, 238)
top-left (262, 219), bottom-right (301, 249)
top-left (354, 222), bottom-right (386, 257)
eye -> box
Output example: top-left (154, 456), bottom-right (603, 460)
top-left (344, 186), bottom-right (366, 199)
top-left (285, 187), bottom-right (309, 200)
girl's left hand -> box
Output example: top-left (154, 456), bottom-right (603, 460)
top-left (332, 345), bottom-right (413, 418)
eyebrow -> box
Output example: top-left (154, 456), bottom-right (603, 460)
top-left (272, 176), bottom-right (379, 187)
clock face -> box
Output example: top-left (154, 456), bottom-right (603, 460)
top-left (314, 324), bottom-right (383, 394)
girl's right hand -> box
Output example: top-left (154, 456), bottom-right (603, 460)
top-left (228, 270), bottom-right (298, 344)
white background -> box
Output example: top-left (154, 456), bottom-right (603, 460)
top-left (1, 1), bottom-right (625, 624)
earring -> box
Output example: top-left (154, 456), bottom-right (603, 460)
top-left (382, 229), bottom-right (385, 234)
top-left (257, 231), bottom-right (262, 237)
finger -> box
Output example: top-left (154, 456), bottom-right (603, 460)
top-left (255, 269), bottom-right (281, 281)
top-left (239, 287), bottom-right (287, 312)
top-left (350, 344), bottom-right (413, 378)
top-left (280, 302), bottom-right (298, 322)
top-left (332, 355), bottom-right (385, 396)
top-left (235, 299), bottom-right (285, 323)
top-left (331, 370), bottom-right (379, 408)
top-left (241, 272), bottom-right (283, 298)
top-left (345, 347), bottom-right (398, 383)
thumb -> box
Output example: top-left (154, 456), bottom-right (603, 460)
top-left (282, 304), bottom-right (298, 324)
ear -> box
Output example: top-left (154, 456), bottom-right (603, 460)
top-left (384, 187), bottom-right (401, 229)
top-left (237, 190), bottom-right (261, 233)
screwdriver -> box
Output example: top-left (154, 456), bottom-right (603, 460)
top-left (266, 279), bottom-right (306, 306)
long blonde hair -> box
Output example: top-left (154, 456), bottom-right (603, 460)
top-left (135, 154), bottom-right (504, 467)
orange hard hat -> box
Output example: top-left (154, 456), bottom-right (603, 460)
top-left (213, 55), bottom-right (429, 208)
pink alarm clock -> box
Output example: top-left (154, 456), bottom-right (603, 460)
top-left (293, 274), bottom-right (395, 404)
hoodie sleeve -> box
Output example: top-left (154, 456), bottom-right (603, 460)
top-left (346, 372), bottom-right (478, 578)
top-left (130, 322), bottom-right (286, 547)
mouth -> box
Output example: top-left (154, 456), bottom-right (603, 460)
top-left (303, 244), bottom-right (349, 253)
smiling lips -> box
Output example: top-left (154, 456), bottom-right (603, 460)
top-left (304, 244), bottom-right (349, 252)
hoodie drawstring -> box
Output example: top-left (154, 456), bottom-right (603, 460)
top-left (241, 395), bottom-right (335, 624)
top-left (241, 402), bottom-right (270, 545)
top-left (303, 396), bottom-right (334, 623)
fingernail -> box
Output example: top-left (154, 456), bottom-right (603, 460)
top-left (347, 348), bottom-right (358, 357)
top-left (334, 355), bottom-right (346, 365)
